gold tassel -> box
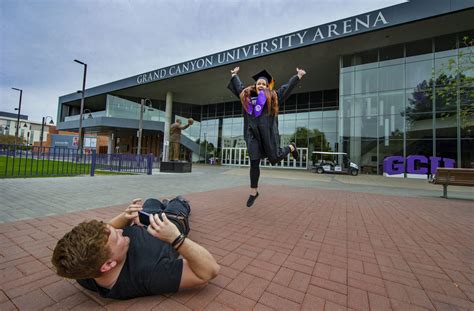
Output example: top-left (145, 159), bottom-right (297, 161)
top-left (269, 79), bottom-right (275, 90)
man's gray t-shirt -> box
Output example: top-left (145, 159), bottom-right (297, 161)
top-left (77, 226), bottom-right (183, 300)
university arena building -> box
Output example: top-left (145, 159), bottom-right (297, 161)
top-left (57, 0), bottom-right (474, 175)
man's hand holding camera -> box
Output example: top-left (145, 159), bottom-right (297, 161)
top-left (124, 198), bottom-right (143, 224)
top-left (116, 198), bottom-right (188, 248)
top-left (147, 213), bottom-right (181, 245)
top-left (109, 198), bottom-right (143, 228)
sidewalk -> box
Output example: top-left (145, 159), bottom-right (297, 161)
top-left (1, 165), bottom-right (472, 223)
top-left (1, 179), bottom-right (473, 310)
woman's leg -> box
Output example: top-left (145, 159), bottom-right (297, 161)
top-left (250, 159), bottom-right (260, 191)
top-left (257, 117), bottom-right (298, 164)
top-left (266, 143), bottom-right (299, 164)
top-left (247, 159), bottom-right (260, 207)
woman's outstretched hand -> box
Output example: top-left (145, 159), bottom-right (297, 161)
top-left (296, 68), bottom-right (306, 79)
top-left (231, 67), bottom-right (240, 76)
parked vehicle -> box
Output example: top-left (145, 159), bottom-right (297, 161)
top-left (312, 151), bottom-right (359, 176)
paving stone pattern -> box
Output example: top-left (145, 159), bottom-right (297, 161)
top-left (1, 165), bottom-right (472, 224)
top-left (1, 184), bottom-right (473, 310)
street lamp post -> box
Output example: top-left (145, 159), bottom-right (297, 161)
top-left (40, 116), bottom-right (54, 150)
top-left (204, 132), bottom-right (207, 164)
top-left (74, 59), bottom-right (87, 154)
top-left (137, 98), bottom-right (152, 156)
top-left (12, 88), bottom-right (23, 145)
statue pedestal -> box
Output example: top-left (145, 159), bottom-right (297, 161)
top-left (160, 161), bottom-right (192, 173)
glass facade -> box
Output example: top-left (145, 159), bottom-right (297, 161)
top-left (340, 30), bottom-right (474, 174)
top-left (106, 95), bottom-right (165, 121)
top-left (170, 29), bottom-right (473, 171)
top-left (206, 89), bottom-right (339, 167)
top-left (165, 87), bottom-right (340, 166)
top-left (63, 30), bottom-right (472, 172)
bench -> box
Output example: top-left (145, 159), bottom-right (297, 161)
top-left (430, 168), bottom-right (474, 198)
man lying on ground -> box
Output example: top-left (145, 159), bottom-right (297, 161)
top-left (51, 196), bottom-right (220, 300)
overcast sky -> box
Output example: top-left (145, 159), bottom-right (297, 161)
top-left (1, 0), bottom-right (405, 122)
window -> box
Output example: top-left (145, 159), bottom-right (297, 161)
top-left (216, 103), bottom-right (224, 116)
top-left (435, 34), bottom-right (457, 53)
top-left (309, 91), bottom-right (323, 111)
top-left (406, 38), bottom-right (432, 60)
top-left (435, 112), bottom-right (457, 139)
top-left (355, 69), bottom-right (378, 94)
top-left (406, 89), bottom-right (433, 114)
top-left (284, 95), bottom-right (297, 112)
top-left (341, 72), bottom-right (354, 95)
top-left (224, 102), bottom-right (233, 116)
top-left (461, 139), bottom-right (474, 168)
top-left (406, 60), bottom-right (433, 88)
top-left (297, 93), bottom-right (309, 111)
top-left (406, 113), bottom-right (433, 139)
top-left (379, 44), bottom-right (404, 65)
top-left (379, 90), bottom-right (405, 116)
top-left (353, 49), bottom-right (378, 66)
top-left (208, 104), bottom-right (216, 117)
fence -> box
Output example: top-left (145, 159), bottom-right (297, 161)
top-left (94, 153), bottom-right (153, 174)
top-left (221, 147), bottom-right (309, 169)
top-left (0, 144), bottom-right (154, 178)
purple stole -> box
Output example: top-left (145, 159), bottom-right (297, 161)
top-left (247, 91), bottom-right (266, 117)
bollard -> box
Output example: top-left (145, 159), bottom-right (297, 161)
top-left (147, 153), bottom-right (153, 175)
top-left (90, 150), bottom-right (96, 176)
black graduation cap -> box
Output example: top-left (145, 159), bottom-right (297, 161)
top-left (252, 69), bottom-right (275, 90)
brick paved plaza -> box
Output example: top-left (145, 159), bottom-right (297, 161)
top-left (0, 168), bottom-right (473, 310)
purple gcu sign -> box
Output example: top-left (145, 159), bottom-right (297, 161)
top-left (383, 155), bottom-right (455, 175)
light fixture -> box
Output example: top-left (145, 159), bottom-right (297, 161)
top-left (83, 109), bottom-right (93, 119)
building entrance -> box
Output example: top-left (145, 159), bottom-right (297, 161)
top-left (221, 147), bottom-right (309, 169)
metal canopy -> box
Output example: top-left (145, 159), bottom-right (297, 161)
top-left (62, 9), bottom-right (473, 109)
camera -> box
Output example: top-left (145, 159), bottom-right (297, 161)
top-left (138, 209), bottom-right (189, 235)
top-left (138, 210), bottom-right (162, 227)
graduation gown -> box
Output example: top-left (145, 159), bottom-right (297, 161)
top-left (227, 74), bottom-right (300, 165)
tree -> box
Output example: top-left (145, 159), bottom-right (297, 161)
top-left (0, 135), bottom-right (26, 145)
top-left (197, 138), bottom-right (215, 162)
top-left (405, 36), bottom-right (473, 136)
top-left (291, 127), bottom-right (331, 151)
top-left (288, 127), bottom-right (332, 163)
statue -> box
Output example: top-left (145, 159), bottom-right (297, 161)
top-left (169, 118), bottom-right (193, 161)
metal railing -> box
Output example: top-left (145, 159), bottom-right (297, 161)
top-left (94, 153), bottom-right (153, 174)
top-left (0, 144), bottom-right (155, 178)
top-left (221, 147), bottom-right (309, 169)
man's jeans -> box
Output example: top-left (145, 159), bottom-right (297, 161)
top-left (142, 196), bottom-right (191, 234)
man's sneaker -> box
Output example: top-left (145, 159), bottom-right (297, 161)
top-left (176, 195), bottom-right (191, 214)
top-left (290, 143), bottom-right (299, 159)
top-left (246, 192), bottom-right (259, 207)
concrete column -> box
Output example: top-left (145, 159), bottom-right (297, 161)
top-left (107, 132), bottom-right (115, 154)
top-left (163, 91), bottom-right (173, 161)
top-left (351, 98), bottom-right (363, 165)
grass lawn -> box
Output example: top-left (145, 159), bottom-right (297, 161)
top-left (0, 156), bottom-right (135, 177)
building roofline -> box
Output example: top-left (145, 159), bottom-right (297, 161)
top-left (59, 0), bottom-right (473, 103)
top-left (0, 111), bottom-right (28, 120)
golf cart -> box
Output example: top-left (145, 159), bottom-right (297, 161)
top-left (312, 151), bottom-right (359, 176)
